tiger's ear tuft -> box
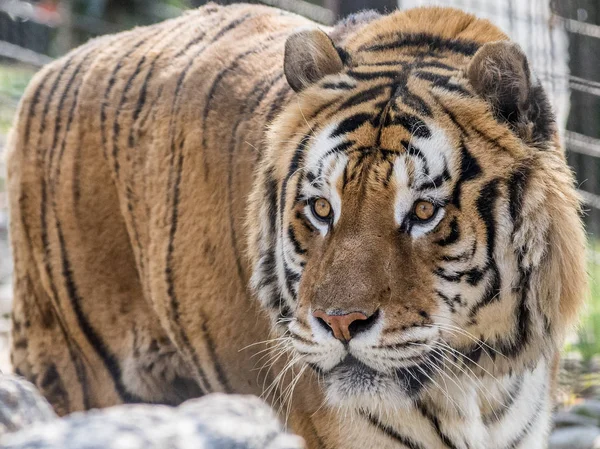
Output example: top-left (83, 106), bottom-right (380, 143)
top-left (284, 29), bottom-right (344, 92)
top-left (467, 41), bottom-right (555, 145)
top-left (467, 41), bottom-right (531, 126)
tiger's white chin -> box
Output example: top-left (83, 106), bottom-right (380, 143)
top-left (320, 357), bottom-right (417, 411)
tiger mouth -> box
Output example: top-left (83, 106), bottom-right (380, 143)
top-left (312, 352), bottom-right (441, 397)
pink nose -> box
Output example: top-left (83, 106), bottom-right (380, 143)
top-left (312, 310), bottom-right (368, 341)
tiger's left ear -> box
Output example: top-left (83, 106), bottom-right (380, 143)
top-left (467, 41), bottom-right (554, 143)
top-left (284, 29), bottom-right (344, 92)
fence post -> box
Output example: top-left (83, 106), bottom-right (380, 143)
top-left (326, 0), bottom-right (398, 19)
top-left (56, 0), bottom-right (74, 56)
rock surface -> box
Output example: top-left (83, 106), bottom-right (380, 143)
top-left (548, 426), bottom-right (600, 449)
top-left (0, 375), bottom-right (304, 449)
top-left (6, 372), bottom-right (600, 449)
top-left (553, 411), bottom-right (599, 429)
top-left (549, 401), bottom-right (600, 449)
top-left (0, 375), bottom-right (57, 436)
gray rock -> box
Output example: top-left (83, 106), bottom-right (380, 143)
top-left (0, 384), bottom-right (304, 449)
top-left (554, 411), bottom-right (599, 428)
top-left (0, 374), bottom-right (57, 436)
top-left (549, 426), bottom-right (600, 449)
top-left (572, 400), bottom-right (600, 423)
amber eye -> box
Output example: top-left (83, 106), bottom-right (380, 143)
top-left (413, 200), bottom-right (437, 222)
top-left (311, 197), bottom-right (332, 221)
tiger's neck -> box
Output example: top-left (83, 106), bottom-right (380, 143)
top-left (304, 357), bottom-right (552, 449)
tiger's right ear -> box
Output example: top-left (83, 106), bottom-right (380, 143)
top-left (284, 29), bottom-right (344, 92)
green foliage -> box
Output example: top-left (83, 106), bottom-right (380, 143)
top-left (0, 65), bottom-right (36, 135)
top-left (568, 247), bottom-right (600, 365)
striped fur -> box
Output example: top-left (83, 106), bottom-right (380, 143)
top-left (8, 3), bottom-right (586, 449)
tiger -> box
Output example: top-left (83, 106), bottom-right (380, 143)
top-left (6, 2), bottom-right (587, 448)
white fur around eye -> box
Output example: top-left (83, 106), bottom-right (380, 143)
top-left (410, 206), bottom-right (446, 238)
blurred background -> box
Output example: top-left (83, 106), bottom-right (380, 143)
top-left (0, 0), bottom-right (599, 441)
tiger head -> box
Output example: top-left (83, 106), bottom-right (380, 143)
top-left (248, 7), bottom-right (586, 411)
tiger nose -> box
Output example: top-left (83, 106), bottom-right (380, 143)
top-left (312, 310), bottom-right (372, 341)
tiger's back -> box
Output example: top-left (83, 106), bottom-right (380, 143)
top-left (7, 3), bottom-right (307, 413)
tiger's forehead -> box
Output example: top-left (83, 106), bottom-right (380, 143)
top-left (314, 60), bottom-right (469, 152)
top-left (303, 116), bottom-right (458, 196)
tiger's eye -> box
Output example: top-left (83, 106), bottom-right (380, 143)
top-left (312, 198), bottom-right (332, 220)
top-left (414, 200), bottom-right (436, 221)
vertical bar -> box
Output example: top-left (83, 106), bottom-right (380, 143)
top-left (335, 0), bottom-right (398, 18)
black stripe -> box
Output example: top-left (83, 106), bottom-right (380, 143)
top-left (361, 60), bottom-right (408, 67)
top-left (54, 209), bottom-right (142, 403)
top-left (312, 140), bottom-right (355, 182)
top-left (200, 313), bottom-right (232, 393)
top-left (414, 71), bottom-right (471, 95)
top-left (434, 217), bottom-right (459, 246)
top-left (468, 179), bottom-right (502, 321)
top-left (128, 58), bottom-right (156, 148)
top-left (23, 171), bottom-right (91, 408)
top-left (360, 33), bottom-right (480, 56)
top-left (415, 60), bottom-right (457, 71)
top-left (112, 54), bottom-right (148, 176)
top-left (289, 331), bottom-right (317, 347)
top-left (265, 82), bottom-right (291, 124)
top-left (391, 75), bottom-right (432, 117)
top-left (332, 113), bottom-right (372, 137)
top-left (284, 263), bottom-right (300, 299)
top-left (209, 12), bottom-right (253, 43)
top-left (339, 84), bottom-right (387, 110)
top-left (507, 166), bottom-right (530, 233)
top-left (308, 417), bottom-right (329, 449)
top-left (433, 267), bottom-right (462, 283)
top-left (359, 409), bottom-right (427, 449)
top-left (459, 142), bottom-right (482, 180)
top-left (465, 267), bottom-right (485, 285)
top-left (402, 140), bottom-right (430, 176)
top-left (281, 134), bottom-right (312, 221)
top-left (477, 180), bottom-right (500, 265)
top-left (23, 69), bottom-right (55, 148)
top-left (433, 92), bottom-right (517, 156)
top-left (165, 146), bottom-right (212, 392)
top-left (322, 81), bottom-right (355, 90)
top-left (100, 34), bottom-right (155, 161)
top-left (347, 69), bottom-right (399, 80)
top-left (50, 50), bottom-right (97, 191)
top-left (265, 168), bottom-right (278, 236)
top-left (296, 210), bottom-right (317, 234)
top-left (287, 225), bottom-right (306, 255)
top-left (417, 401), bottom-right (461, 449)
top-left (451, 141), bottom-right (481, 209)
top-left (504, 396), bottom-right (544, 449)
top-left (482, 374), bottom-right (523, 425)
top-left (49, 62), bottom-right (83, 164)
top-left (386, 112), bottom-right (431, 138)
top-left (436, 290), bottom-right (461, 313)
top-left (416, 169), bottom-right (450, 191)
top-left (36, 58), bottom-right (74, 151)
top-left (495, 265), bottom-right (531, 358)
